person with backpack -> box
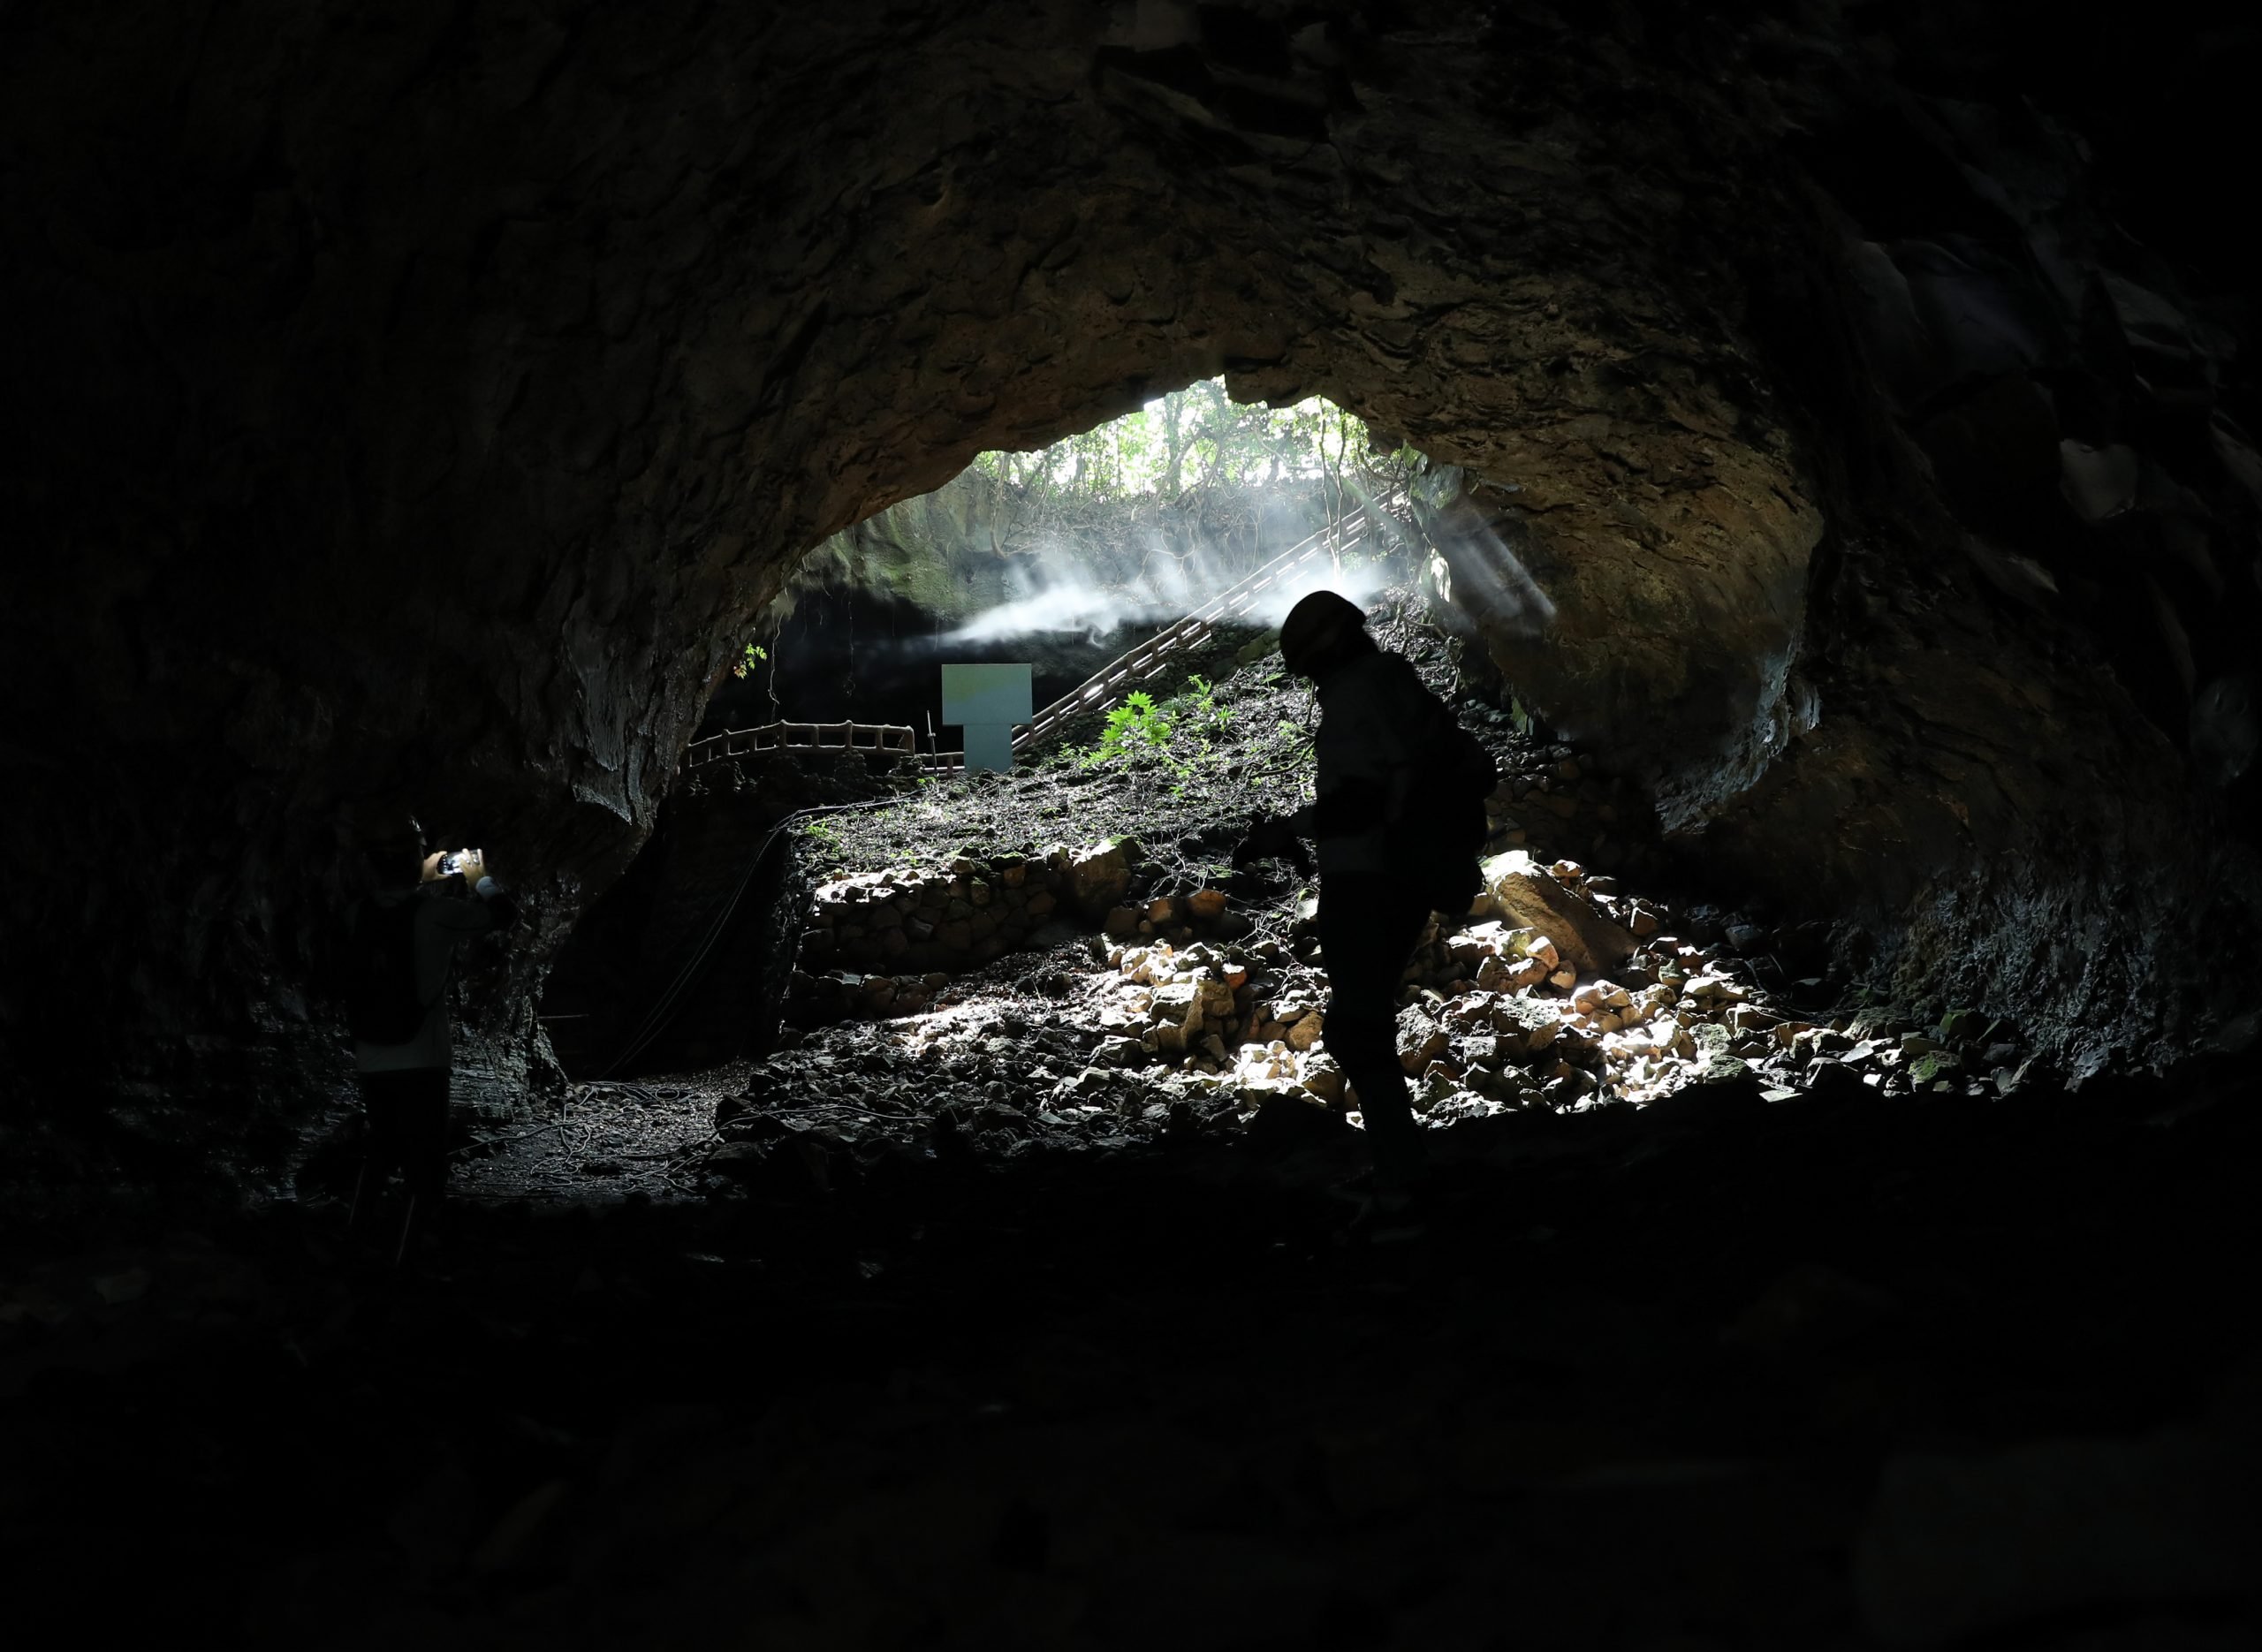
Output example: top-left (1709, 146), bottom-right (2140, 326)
top-left (344, 822), bottom-right (520, 1257)
top-left (1233, 589), bottom-right (1498, 1187)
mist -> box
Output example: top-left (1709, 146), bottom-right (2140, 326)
top-left (946, 520), bottom-right (1404, 648)
top-left (1423, 510), bottom-right (1556, 639)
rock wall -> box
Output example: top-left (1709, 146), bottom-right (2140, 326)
top-left (2, 0), bottom-right (2254, 1152)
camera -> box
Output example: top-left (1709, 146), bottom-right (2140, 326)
top-left (436, 848), bottom-right (478, 878)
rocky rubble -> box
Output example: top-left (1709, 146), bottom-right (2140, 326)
top-left (709, 884), bottom-right (2044, 1197)
top-left (723, 600), bottom-right (2043, 1182)
top-left (797, 834), bottom-right (1258, 981)
top-left (1087, 851), bottom-right (2034, 1135)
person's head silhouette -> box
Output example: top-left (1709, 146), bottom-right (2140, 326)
top-left (1279, 590), bottom-right (1370, 678)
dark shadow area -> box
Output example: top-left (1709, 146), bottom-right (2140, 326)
top-left (697, 582), bottom-right (1160, 749)
top-left (540, 750), bottom-right (897, 1081)
top-left (6, 1067), bottom-right (2255, 1649)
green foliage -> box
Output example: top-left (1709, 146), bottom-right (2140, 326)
top-left (798, 816), bottom-right (841, 848)
top-left (1082, 691), bottom-right (1177, 769)
top-left (1179, 675), bottom-right (1233, 739)
top-left (1273, 719), bottom-right (1316, 762)
top-left (971, 378), bottom-right (1400, 504)
top-left (731, 642), bottom-right (770, 680)
top-left (1074, 675), bottom-right (1250, 778)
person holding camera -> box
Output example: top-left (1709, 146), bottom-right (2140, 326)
top-left (1234, 590), bottom-right (1496, 1188)
top-left (342, 822), bottom-right (519, 1260)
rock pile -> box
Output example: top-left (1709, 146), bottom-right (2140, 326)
top-left (1006, 854), bottom-right (2034, 1133)
top-left (1094, 936), bottom-right (1344, 1116)
top-left (775, 807), bottom-right (2038, 1153)
top-left (789, 835), bottom-right (1266, 1027)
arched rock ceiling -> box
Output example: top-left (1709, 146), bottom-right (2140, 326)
top-left (1, 0), bottom-right (2255, 1105)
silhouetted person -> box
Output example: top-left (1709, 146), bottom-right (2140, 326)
top-left (1236, 591), bottom-right (1494, 1186)
top-left (343, 822), bottom-right (518, 1260)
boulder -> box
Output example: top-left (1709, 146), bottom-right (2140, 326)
top-left (1066, 837), bottom-right (1137, 919)
top-left (1150, 980), bottom-right (1203, 1034)
top-left (1476, 953), bottom-right (1551, 992)
top-left (1396, 1011), bottom-right (1449, 1076)
top-left (1487, 996), bottom-right (1563, 1058)
top-left (1298, 1053), bottom-right (1346, 1103)
top-left (1644, 1054), bottom-right (1767, 1125)
top-left (1476, 851), bottom-right (1636, 974)
top-left (1096, 1035), bottom-right (1144, 1066)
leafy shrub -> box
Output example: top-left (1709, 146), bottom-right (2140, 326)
top-left (1082, 691), bottom-right (1177, 768)
top-left (1074, 673), bottom-right (1253, 779)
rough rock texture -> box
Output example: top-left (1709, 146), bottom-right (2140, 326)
top-left (1476, 852), bottom-right (1637, 977)
top-left (2, 2), bottom-right (2256, 1153)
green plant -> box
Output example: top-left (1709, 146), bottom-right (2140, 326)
top-left (1271, 719), bottom-right (1317, 762)
top-left (1081, 691), bottom-right (1178, 769)
top-left (731, 642), bottom-right (770, 680)
top-left (965, 379), bottom-right (1410, 502)
top-left (1176, 675), bottom-right (1233, 739)
top-left (799, 817), bottom-right (841, 848)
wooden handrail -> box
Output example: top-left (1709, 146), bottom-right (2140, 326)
top-left (681, 719), bottom-right (920, 771)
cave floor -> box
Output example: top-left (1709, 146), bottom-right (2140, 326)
top-left (10, 598), bottom-right (2256, 1648)
top-left (4, 1066), bottom-right (2257, 1651)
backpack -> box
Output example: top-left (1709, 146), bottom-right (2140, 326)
top-left (1390, 722), bottom-right (1501, 915)
top-left (345, 897), bottom-right (433, 1044)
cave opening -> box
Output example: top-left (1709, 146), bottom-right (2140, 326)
top-left (4, 5), bottom-right (2259, 1646)
top-left (537, 382), bottom-right (1451, 1086)
top-left (698, 381), bottom-right (1424, 753)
